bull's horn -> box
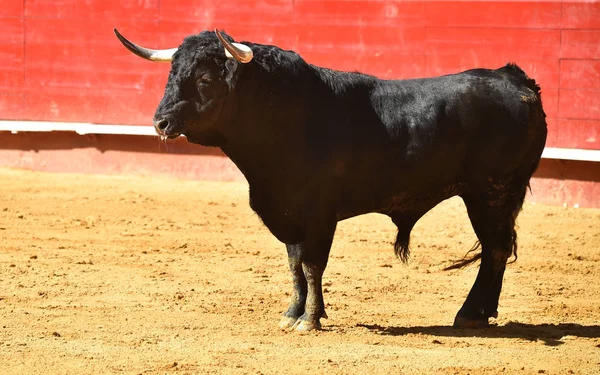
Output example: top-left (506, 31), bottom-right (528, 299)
top-left (215, 29), bottom-right (253, 63)
top-left (114, 29), bottom-right (177, 62)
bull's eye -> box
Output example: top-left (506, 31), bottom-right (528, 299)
top-left (196, 76), bottom-right (211, 87)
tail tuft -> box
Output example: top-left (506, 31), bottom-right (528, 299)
top-left (444, 241), bottom-right (482, 270)
top-left (394, 230), bottom-right (411, 263)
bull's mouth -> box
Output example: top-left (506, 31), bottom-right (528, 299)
top-left (158, 133), bottom-right (183, 141)
top-left (155, 125), bottom-right (183, 141)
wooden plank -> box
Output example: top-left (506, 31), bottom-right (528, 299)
top-left (0, 92), bottom-right (24, 120)
top-left (0, 44), bottom-right (24, 90)
top-left (0, 0), bottom-right (23, 18)
top-left (295, 0), bottom-right (426, 27)
top-left (156, 22), bottom-right (299, 51)
top-left (545, 117), bottom-right (558, 148)
top-left (160, 0), bottom-right (293, 24)
top-left (23, 87), bottom-right (160, 125)
top-left (25, 0), bottom-right (158, 20)
top-left (559, 89), bottom-right (600, 121)
top-left (560, 59), bottom-right (600, 91)
top-left (542, 88), bottom-right (559, 119)
top-left (556, 118), bottom-right (600, 150)
top-left (426, 1), bottom-right (562, 29)
top-left (0, 17), bottom-right (23, 44)
top-left (297, 25), bottom-right (425, 54)
top-left (0, 18), bottom-right (24, 90)
top-left (426, 27), bottom-right (561, 60)
top-left (26, 19), bottom-right (165, 91)
top-left (562, 1), bottom-right (600, 29)
top-left (299, 49), bottom-right (427, 79)
top-left (561, 30), bottom-right (600, 60)
top-left (531, 158), bottom-right (600, 208)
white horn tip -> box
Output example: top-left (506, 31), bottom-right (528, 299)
top-left (224, 43), bottom-right (254, 62)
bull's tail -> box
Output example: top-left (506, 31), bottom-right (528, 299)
top-left (444, 64), bottom-right (546, 272)
top-left (444, 242), bottom-right (482, 270)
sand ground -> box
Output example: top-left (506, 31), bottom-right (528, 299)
top-left (0, 168), bottom-right (599, 374)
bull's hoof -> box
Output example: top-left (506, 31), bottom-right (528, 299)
top-left (292, 319), bottom-right (322, 332)
top-left (278, 316), bottom-right (299, 330)
top-left (453, 315), bottom-right (490, 328)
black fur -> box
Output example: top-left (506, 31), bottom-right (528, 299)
top-left (140, 30), bottom-right (548, 326)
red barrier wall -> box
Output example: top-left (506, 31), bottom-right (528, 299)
top-left (0, 0), bottom-right (599, 149)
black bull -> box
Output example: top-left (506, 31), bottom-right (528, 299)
top-left (115, 29), bottom-right (547, 331)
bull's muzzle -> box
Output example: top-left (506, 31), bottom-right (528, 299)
top-left (153, 118), bottom-right (180, 139)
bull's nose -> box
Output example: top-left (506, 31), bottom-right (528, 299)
top-left (153, 118), bottom-right (169, 133)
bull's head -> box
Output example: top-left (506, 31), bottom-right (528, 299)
top-left (114, 29), bottom-right (253, 142)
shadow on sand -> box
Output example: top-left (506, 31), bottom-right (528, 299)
top-left (356, 322), bottom-right (600, 346)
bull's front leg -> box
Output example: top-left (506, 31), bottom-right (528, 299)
top-left (280, 217), bottom-right (336, 331)
top-left (279, 243), bottom-right (308, 329)
top-left (292, 259), bottom-right (329, 331)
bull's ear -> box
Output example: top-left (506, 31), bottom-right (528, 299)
top-left (224, 59), bottom-right (243, 89)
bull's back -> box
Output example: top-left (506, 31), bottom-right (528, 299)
top-left (331, 64), bottom-right (547, 219)
top-left (374, 64), bottom-right (546, 183)
top-left (450, 65), bottom-right (547, 181)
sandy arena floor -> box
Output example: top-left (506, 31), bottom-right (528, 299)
top-left (0, 168), bottom-right (599, 374)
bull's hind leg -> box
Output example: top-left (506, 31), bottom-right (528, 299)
top-left (454, 183), bottom-right (527, 328)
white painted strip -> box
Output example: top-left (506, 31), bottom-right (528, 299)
top-left (1, 120), bottom-right (599, 162)
top-left (541, 147), bottom-right (600, 162)
top-left (0, 120), bottom-right (157, 136)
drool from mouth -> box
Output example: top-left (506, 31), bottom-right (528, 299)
top-left (159, 134), bottom-right (182, 141)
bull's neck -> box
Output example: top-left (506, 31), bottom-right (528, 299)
top-left (219, 62), bottom-right (377, 185)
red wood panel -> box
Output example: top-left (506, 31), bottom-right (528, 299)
top-left (562, 1), bottom-right (600, 29)
top-left (541, 88), bottom-right (559, 119)
top-left (156, 21), bottom-right (299, 53)
top-left (297, 25), bottom-right (425, 55)
top-left (0, 0), bottom-right (24, 121)
top-left (426, 1), bottom-right (562, 29)
top-left (25, 0), bottom-right (159, 20)
top-left (24, 87), bottom-right (159, 125)
top-left (0, 18), bottom-right (22, 45)
top-left (561, 30), bottom-right (600, 60)
top-left (531, 158), bottom-right (600, 208)
top-left (301, 50), bottom-right (427, 79)
top-left (0, 0), bottom-right (596, 152)
top-left (0, 44), bottom-right (23, 90)
top-left (158, 0), bottom-right (297, 49)
top-left (559, 89), bottom-right (600, 121)
top-left (160, 0), bottom-right (293, 25)
top-left (0, 18), bottom-right (24, 90)
top-left (426, 27), bottom-right (561, 60)
top-left (556, 118), bottom-right (600, 149)
top-left (295, 0), bottom-right (426, 27)
top-left (0, 92), bottom-right (24, 120)
top-left (26, 19), bottom-right (164, 91)
top-left (545, 117), bottom-right (559, 147)
top-left (0, 0), bottom-right (23, 17)
top-left (560, 59), bottom-right (600, 90)
top-left (220, 25), bottom-right (299, 50)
